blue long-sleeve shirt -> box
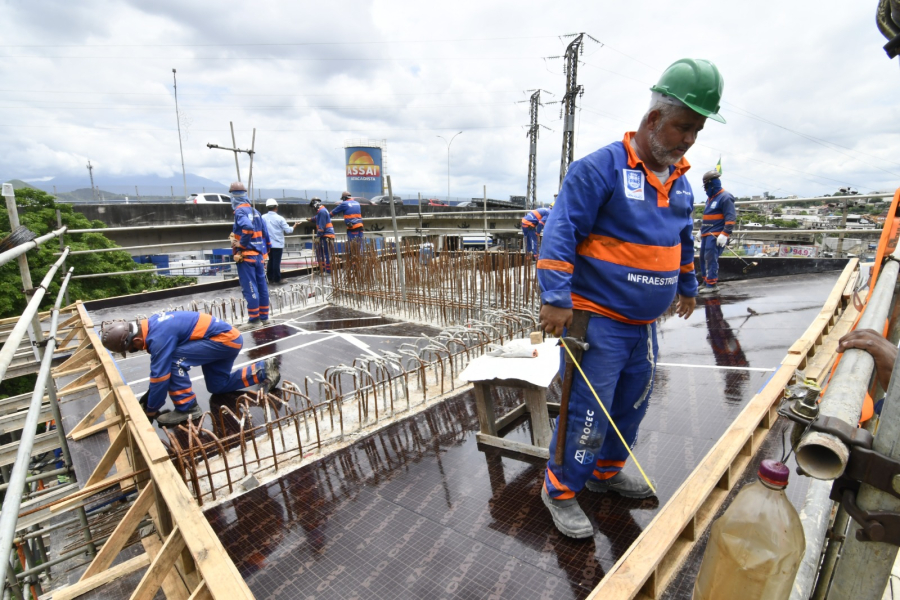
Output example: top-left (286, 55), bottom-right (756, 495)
top-left (700, 188), bottom-right (736, 238)
top-left (262, 211), bottom-right (294, 249)
top-left (315, 206), bottom-right (335, 238)
top-left (522, 208), bottom-right (551, 234)
top-left (537, 132), bottom-right (697, 325)
top-left (233, 203), bottom-right (272, 256)
top-left (140, 312), bottom-right (241, 411)
top-left (330, 200), bottom-right (364, 230)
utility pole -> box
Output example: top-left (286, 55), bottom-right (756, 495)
top-left (436, 132), bottom-right (462, 202)
top-left (86, 160), bottom-right (97, 202)
top-left (550, 33), bottom-right (599, 190)
top-left (522, 89), bottom-right (553, 209)
top-left (207, 124), bottom-right (255, 198)
top-left (172, 69), bottom-right (188, 200)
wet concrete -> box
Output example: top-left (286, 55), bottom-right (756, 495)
top-left (195, 272), bottom-right (836, 599)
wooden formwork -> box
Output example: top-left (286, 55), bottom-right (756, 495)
top-left (587, 259), bottom-right (860, 600)
top-left (49, 302), bottom-right (253, 600)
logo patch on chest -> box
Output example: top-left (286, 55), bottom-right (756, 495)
top-left (623, 169), bottom-right (644, 201)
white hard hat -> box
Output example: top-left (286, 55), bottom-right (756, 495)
top-left (265, 198), bottom-right (278, 207)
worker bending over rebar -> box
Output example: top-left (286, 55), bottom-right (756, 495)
top-left (521, 206), bottom-right (550, 260)
top-left (537, 58), bottom-right (725, 539)
top-left (101, 312), bottom-right (280, 427)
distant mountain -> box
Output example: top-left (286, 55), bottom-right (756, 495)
top-left (3, 179), bottom-right (39, 190)
top-left (15, 173), bottom-right (228, 194)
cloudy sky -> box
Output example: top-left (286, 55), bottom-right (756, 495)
top-left (1, 0), bottom-right (898, 200)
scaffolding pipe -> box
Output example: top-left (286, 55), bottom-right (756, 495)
top-left (0, 227), bottom-right (66, 269)
top-left (0, 249), bottom-right (69, 384)
top-left (795, 245), bottom-right (900, 479)
top-left (789, 478), bottom-right (834, 600)
top-left (0, 263), bottom-right (72, 589)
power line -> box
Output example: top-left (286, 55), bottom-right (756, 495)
top-left (0, 89), bottom-right (527, 97)
top-left (0, 54), bottom-right (544, 62)
top-left (0, 102), bottom-right (519, 111)
top-left (0, 35), bottom-right (561, 48)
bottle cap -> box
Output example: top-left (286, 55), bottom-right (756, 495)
top-left (758, 459), bottom-right (789, 488)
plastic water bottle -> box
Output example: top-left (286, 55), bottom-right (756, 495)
top-left (692, 459), bottom-right (805, 600)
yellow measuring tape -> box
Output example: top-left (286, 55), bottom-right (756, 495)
top-left (559, 338), bottom-right (656, 494)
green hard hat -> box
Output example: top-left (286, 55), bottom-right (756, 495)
top-left (650, 58), bottom-right (725, 124)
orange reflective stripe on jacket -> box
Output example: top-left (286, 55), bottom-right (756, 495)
top-left (576, 234), bottom-right (680, 272)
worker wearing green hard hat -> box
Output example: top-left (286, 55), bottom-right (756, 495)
top-left (650, 58), bottom-right (725, 123)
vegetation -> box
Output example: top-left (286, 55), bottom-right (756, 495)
top-left (0, 187), bottom-right (194, 318)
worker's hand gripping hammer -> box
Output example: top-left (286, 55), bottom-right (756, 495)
top-left (554, 310), bottom-right (591, 466)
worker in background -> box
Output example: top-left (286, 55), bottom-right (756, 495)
top-left (262, 198), bottom-right (300, 284)
top-left (330, 191), bottom-right (365, 243)
top-left (309, 197), bottom-right (335, 273)
top-left (230, 182), bottom-right (272, 323)
top-left (698, 168), bottom-right (736, 294)
top-left (100, 312), bottom-right (280, 427)
top-left (522, 206), bottom-right (550, 260)
top-left (538, 58), bottom-right (724, 539)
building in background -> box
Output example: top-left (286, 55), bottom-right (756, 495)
top-left (344, 140), bottom-right (386, 199)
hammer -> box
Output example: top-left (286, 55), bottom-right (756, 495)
top-left (554, 311), bottom-right (591, 466)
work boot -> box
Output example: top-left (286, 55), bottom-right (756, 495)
top-left (261, 356), bottom-right (281, 394)
top-left (541, 487), bottom-right (593, 539)
top-left (156, 404), bottom-right (203, 428)
top-left (698, 285), bottom-right (719, 295)
top-left (586, 472), bottom-right (657, 499)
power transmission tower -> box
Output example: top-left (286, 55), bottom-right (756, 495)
top-left (86, 160), bottom-right (97, 201)
top-left (550, 33), bottom-right (600, 190)
top-left (520, 89), bottom-right (553, 209)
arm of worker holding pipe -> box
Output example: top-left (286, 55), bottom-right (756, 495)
top-left (537, 160), bottom-right (611, 337)
top-left (676, 206), bottom-right (698, 319)
top-left (838, 329), bottom-right (899, 391)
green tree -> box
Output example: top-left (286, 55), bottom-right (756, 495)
top-left (0, 188), bottom-right (194, 318)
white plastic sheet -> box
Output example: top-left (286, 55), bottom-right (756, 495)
top-left (459, 339), bottom-right (560, 388)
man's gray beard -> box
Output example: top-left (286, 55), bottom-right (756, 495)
top-left (648, 126), bottom-right (680, 168)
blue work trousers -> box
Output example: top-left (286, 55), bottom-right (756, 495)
top-left (544, 315), bottom-right (658, 500)
top-left (237, 257), bottom-right (270, 321)
top-left (699, 236), bottom-right (725, 286)
top-left (347, 227), bottom-right (364, 241)
top-left (315, 238), bottom-right (332, 273)
top-left (523, 226), bottom-right (539, 255)
top-left (154, 338), bottom-right (266, 413)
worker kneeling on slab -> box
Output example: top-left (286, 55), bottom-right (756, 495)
top-left (697, 167), bottom-right (736, 294)
top-left (100, 312), bottom-right (281, 427)
top-left (537, 58), bottom-right (725, 539)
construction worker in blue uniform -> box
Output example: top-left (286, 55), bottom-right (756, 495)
top-left (230, 182), bottom-right (272, 323)
top-left (330, 191), bottom-right (364, 242)
top-left (522, 207), bottom-right (550, 259)
top-left (100, 312), bottom-right (280, 427)
top-left (698, 169), bottom-right (736, 294)
top-left (308, 197), bottom-right (335, 273)
top-left (537, 58), bottom-right (724, 539)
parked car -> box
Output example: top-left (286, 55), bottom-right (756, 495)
top-left (427, 199), bottom-right (448, 207)
top-left (456, 201), bottom-right (479, 208)
top-left (351, 196), bottom-right (374, 205)
top-left (187, 193), bottom-right (231, 204)
top-left (371, 195), bottom-right (402, 205)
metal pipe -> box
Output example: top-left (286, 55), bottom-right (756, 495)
top-left (810, 505), bottom-right (850, 600)
top-left (0, 468), bottom-right (69, 493)
top-left (735, 192), bottom-right (893, 206)
top-left (0, 249), bottom-right (69, 383)
top-left (0, 228), bottom-right (66, 269)
top-left (385, 176), bottom-right (406, 304)
top-left (789, 477), bottom-right (834, 600)
top-left (0, 264), bottom-right (71, 588)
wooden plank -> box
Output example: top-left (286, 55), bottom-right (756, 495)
top-left (52, 553), bottom-right (150, 600)
top-left (787, 259), bottom-right (857, 359)
top-left (494, 404), bottom-right (527, 431)
top-left (84, 425), bottom-right (130, 488)
top-left (80, 482), bottom-right (156, 580)
top-left (130, 527), bottom-right (186, 600)
top-left (53, 346), bottom-right (97, 375)
top-left (68, 390), bottom-right (116, 439)
top-left (805, 303), bottom-right (860, 385)
top-left (70, 416), bottom-right (124, 441)
top-left (141, 533), bottom-right (191, 600)
top-left (472, 382), bottom-right (497, 436)
top-left (49, 469), bottom-right (140, 514)
top-left (58, 364), bottom-right (105, 395)
top-left (188, 581), bottom-right (212, 600)
top-left (475, 432), bottom-right (550, 459)
top-left (524, 388), bottom-right (552, 448)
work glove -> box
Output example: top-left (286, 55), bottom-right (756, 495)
top-left (138, 391), bottom-right (170, 425)
top-left (716, 234), bottom-right (728, 247)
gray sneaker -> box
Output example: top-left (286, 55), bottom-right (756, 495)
top-left (261, 357), bottom-right (281, 393)
top-left (585, 472), bottom-right (657, 499)
top-left (156, 404), bottom-right (203, 428)
top-left (698, 285), bottom-right (719, 295)
top-left (541, 487), bottom-right (593, 539)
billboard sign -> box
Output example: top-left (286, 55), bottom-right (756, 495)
top-left (345, 147), bottom-right (383, 199)
top-left (778, 245), bottom-right (818, 258)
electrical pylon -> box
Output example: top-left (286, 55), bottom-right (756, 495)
top-left (523, 89), bottom-right (553, 209)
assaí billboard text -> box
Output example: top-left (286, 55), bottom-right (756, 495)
top-left (346, 150), bottom-right (381, 179)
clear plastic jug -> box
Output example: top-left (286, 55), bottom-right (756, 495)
top-left (692, 459), bottom-right (805, 600)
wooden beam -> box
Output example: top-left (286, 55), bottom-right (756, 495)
top-left (49, 469), bottom-right (140, 514)
top-left (52, 553), bottom-right (151, 600)
top-left (58, 364), bottom-right (105, 395)
top-left (142, 529), bottom-right (191, 600)
top-left (188, 581), bottom-right (212, 600)
top-left (53, 346), bottom-right (97, 375)
top-left (130, 527), bottom-right (186, 600)
top-left (68, 390), bottom-right (116, 439)
top-left (84, 425), bottom-right (130, 488)
top-left (80, 482), bottom-right (157, 580)
top-left (70, 416), bottom-right (123, 441)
